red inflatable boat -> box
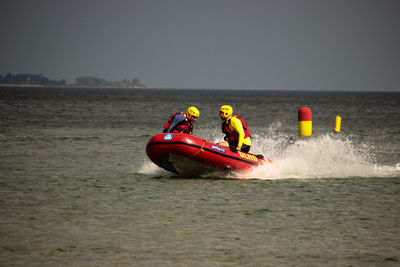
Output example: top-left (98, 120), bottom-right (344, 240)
top-left (146, 133), bottom-right (271, 175)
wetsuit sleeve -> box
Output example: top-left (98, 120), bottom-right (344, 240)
top-left (230, 117), bottom-right (245, 147)
top-left (167, 114), bottom-right (185, 132)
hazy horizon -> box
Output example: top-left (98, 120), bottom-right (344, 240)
top-left (1, 0), bottom-right (399, 91)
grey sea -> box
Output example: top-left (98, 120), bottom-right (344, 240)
top-left (1, 86), bottom-right (399, 266)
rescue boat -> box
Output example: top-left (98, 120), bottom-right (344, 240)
top-left (146, 133), bottom-right (271, 176)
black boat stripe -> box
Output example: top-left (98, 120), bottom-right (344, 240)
top-left (146, 141), bottom-right (258, 166)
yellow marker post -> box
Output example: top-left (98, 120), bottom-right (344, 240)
top-left (298, 107), bottom-right (312, 137)
top-left (335, 115), bottom-right (341, 133)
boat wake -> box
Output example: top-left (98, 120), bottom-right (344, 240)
top-left (140, 125), bottom-right (400, 180)
top-left (237, 131), bottom-right (400, 180)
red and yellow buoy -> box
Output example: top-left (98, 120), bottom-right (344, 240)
top-left (298, 107), bottom-right (312, 137)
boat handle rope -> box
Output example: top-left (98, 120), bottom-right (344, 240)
top-left (189, 139), bottom-right (206, 158)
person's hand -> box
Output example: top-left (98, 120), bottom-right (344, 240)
top-left (236, 146), bottom-right (242, 152)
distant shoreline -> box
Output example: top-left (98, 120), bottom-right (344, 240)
top-left (0, 84), bottom-right (398, 93)
top-left (0, 84), bottom-right (147, 89)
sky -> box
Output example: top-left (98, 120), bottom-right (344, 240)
top-left (0, 0), bottom-right (399, 91)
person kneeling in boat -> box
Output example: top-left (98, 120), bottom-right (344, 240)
top-left (163, 106), bottom-right (200, 134)
top-left (218, 105), bottom-right (251, 153)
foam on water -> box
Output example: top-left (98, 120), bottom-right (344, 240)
top-left (139, 161), bottom-right (174, 177)
top-left (239, 133), bottom-right (399, 180)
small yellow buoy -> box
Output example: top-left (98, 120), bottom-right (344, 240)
top-left (298, 107), bottom-right (312, 137)
top-left (335, 115), bottom-right (341, 133)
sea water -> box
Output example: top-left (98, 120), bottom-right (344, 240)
top-left (0, 87), bottom-right (399, 266)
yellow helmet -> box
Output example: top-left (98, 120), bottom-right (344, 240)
top-left (220, 105), bottom-right (233, 117)
top-left (187, 106), bottom-right (200, 119)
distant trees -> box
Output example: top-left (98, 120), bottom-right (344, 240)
top-left (74, 76), bottom-right (109, 87)
top-left (0, 73), bottom-right (146, 88)
top-left (74, 76), bottom-right (145, 88)
top-left (0, 73), bottom-right (66, 86)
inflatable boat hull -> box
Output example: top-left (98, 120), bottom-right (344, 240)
top-left (146, 133), bottom-right (271, 175)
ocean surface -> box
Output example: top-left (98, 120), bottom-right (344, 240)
top-left (0, 86), bottom-right (399, 266)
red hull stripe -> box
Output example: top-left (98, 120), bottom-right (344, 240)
top-left (146, 141), bottom-right (258, 166)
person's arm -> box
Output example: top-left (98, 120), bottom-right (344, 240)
top-left (230, 117), bottom-right (245, 151)
top-left (167, 114), bottom-right (185, 132)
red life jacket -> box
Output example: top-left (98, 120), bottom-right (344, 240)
top-left (163, 112), bottom-right (193, 134)
top-left (221, 114), bottom-right (251, 143)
